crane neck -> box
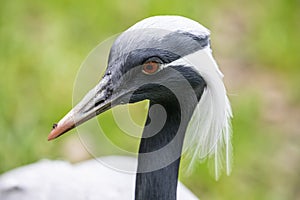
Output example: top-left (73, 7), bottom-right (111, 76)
top-left (135, 89), bottom-right (200, 200)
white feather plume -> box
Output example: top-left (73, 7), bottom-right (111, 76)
top-left (172, 47), bottom-right (233, 180)
top-left (187, 48), bottom-right (232, 180)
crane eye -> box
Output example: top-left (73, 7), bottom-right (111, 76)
top-left (142, 61), bottom-right (160, 75)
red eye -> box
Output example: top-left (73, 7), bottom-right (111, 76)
top-left (142, 61), bottom-right (160, 75)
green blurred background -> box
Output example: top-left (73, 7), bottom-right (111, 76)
top-left (0, 0), bottom-right (299, 199)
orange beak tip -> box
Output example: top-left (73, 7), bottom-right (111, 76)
top-left (47, 123), bottom-right (58, 141)
top-left (47, 134), bottom-right (55, 141)
top-left (47, 119), bottom-right (76, 141)
top-left (47, 131), bottom-right (57, 141)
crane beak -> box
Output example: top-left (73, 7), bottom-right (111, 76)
top-left (48, 76), bottom-right (113, 141)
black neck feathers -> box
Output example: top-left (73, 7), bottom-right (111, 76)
top-left (135, 84), bottom-right (201, 200)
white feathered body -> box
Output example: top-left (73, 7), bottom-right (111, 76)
top-left (0, 156), bottom-right (198, 200)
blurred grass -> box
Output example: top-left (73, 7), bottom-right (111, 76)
top-left (0, 0), bottom-right (299, 199)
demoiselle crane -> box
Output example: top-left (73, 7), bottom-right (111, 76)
top-left (48, 15), bottom-right (233, 200)
top-left (0, 15), bottom-right (232, 200)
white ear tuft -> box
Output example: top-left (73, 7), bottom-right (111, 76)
top-left (181, 47), bottom-right (233, 180)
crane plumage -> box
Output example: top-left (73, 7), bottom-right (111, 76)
top-left (1, 15), bottom-right (233, 200)
top-left (111, 15), bottom-right (233, 180)
top-left (140, 16), bottom-right (232, 179)
top-left (49, 15), bottom-right (233, 199)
